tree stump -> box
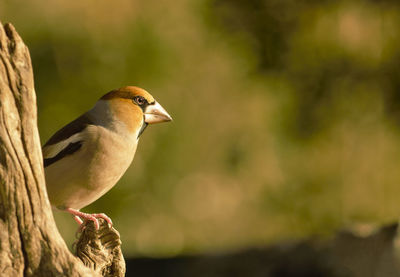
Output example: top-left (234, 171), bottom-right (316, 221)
top-left (76, 219), bottom-right (126, 277)
top-left (0, 22), bottom-right (125, 276)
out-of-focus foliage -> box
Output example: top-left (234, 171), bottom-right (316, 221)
top-left (213, 0), bottom-right (400, 138)
top-left (2, 0), bottom-right (400, 257)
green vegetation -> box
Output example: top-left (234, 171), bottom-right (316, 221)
top-left (2, 0), bottom-right (400, 257)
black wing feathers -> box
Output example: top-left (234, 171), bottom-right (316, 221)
top-left (43, 114), bottom-right (92, 147)
top-left (43, 113), bottom-right (93, 168)
top-left (43, 141), bottom-right (83, 167)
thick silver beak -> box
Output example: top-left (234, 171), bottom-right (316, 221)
top-left (144, 101), bottom-right (172, 124)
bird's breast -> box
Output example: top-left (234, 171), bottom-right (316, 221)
top-left (85, 125), bottom-right (138, 188)
top-left (45, 125), bottom-right (138, 209)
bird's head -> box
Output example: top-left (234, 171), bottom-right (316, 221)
top-left (96, 86), bottom-right (172, 136)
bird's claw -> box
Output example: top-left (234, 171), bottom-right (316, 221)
top-left (66, 208), bottom-right (113, 231)
top-left (87, 213), bottom-right (113, 229)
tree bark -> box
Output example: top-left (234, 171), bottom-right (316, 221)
top-left (76, 219), bottom-right (125, 277)
top-left (0, 22), bottom-right (124, 276)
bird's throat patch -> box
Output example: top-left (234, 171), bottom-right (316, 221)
top-left (137, 122), bottom-right (148, 138)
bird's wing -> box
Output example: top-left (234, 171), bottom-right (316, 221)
top-left (43, 141), bottom-right (83, 167)
top-left (42, 114), bottom-right (92, 167)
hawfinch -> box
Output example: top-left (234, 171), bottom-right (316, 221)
top-left (42, 86), bottom-right (172, 229)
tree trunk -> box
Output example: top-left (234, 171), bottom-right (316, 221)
top-left (0, 22), bottom-right (125, 276)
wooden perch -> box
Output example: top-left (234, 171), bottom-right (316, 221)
top-left (76, 219), bottom-right (125, 276)
top-left (0, 22), bottom-right (125, 276)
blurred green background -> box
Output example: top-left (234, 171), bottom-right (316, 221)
top-left (2, 0), bottom-right (400, 258)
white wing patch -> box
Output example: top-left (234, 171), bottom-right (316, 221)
top-left (42, 133), bottom-right (83, 159)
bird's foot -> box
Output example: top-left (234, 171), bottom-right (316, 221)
top-left (66, 208), bottom-right (113, 230)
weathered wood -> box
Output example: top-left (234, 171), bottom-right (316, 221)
top-left (0, 22), bottom-right (124, 276)
top-left (76, 219), bottom-right (125, 277)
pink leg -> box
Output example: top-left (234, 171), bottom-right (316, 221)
top-left (66, 208), bottom-right (113, 230)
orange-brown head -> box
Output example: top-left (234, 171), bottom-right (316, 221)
top-left (97, 86), bottom-right (172, 135)
top-left (101, 86), bottom-right (155, 103)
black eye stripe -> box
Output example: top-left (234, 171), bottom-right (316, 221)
top-left (133, 96), bottom-right (150, 111)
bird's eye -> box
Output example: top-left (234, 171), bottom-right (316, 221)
top-left (134, 96), bottom-right (146, 106)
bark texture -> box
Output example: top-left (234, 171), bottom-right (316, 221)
top-left (0, 22), bottom-right (124, 276)
top-left (76, 219), bottom-right (125, 277)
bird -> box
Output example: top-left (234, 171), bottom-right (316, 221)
top-left (42, 86), bottom-right (172, 229)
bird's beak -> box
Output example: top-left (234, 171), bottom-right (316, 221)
top-left (144, 101), bottom-right (172, 124)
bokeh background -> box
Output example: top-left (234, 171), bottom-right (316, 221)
top-left (1, 0), bottom-right (400, 259)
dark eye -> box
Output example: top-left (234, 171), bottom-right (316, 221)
top-left (134, 96), bottom-right (146, 106)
